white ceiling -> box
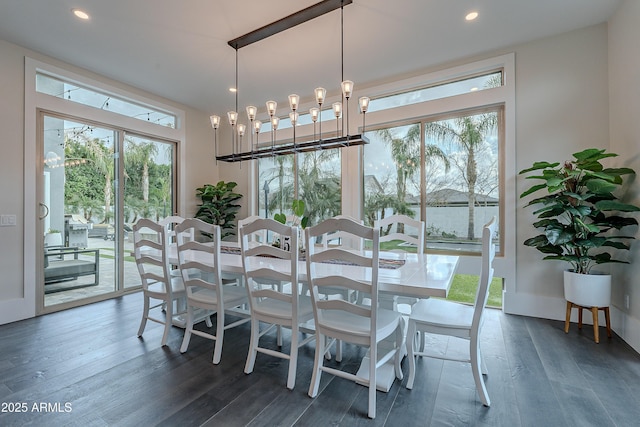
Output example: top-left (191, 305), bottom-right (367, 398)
top-left (0, 0), bottom-right (621, 115)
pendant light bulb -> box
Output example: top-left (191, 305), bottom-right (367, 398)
top-left (315, 87), bottom-right (326, 105)
top-left (210, 115), bottom-right (221, 129)
top-left (288, 94), bottom-right (299, 111)
top-left (332, 102), bottom-right (342, 119)
top-left (359, 96), bottom-right (370, 113)
top-left (341, 80), bottom-right (354, 99)
top-left (309, 108), bottom-right (319, 123)
top-left (246, 105), bottom-right (257, 121)
top-left (266, 100), bottom-right (277, 117)
top-left (227, 111), bottom-right (238, 125)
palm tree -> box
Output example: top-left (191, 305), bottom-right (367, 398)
top-left (377, 125), bottom-right (449, 232)
top-left (424, 113), bottom-right (497, 240)
top-left (78, 135), bottom-right (115, 223)
top-left (125, 139), bottom-right (158, 204)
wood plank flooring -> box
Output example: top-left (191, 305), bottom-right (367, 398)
top-left (1, 292), bottom-right (639, 426)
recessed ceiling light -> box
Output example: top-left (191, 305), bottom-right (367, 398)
top-left (229, 87), bottom-right (237, 93)
top-left (72, 9), bottom-right (90, 20)
top-left (465, 11), bottom-right (479, 21)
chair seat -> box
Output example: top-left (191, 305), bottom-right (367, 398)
top-left (320, 308), bottom-right (402, 341)
top-left (254, 295), bottom-right (314, 321)
top-left (188, 285), bottom-right (247, 307)
top-left (411, 298), bottom-right (473, 330)
top-left (146, 276), bottom-right (185, 296)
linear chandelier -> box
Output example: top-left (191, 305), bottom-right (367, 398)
top-left (211, 0), bottom-right (370, 163)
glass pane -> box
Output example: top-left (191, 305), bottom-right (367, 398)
top-left (369, 71), bottom-right (502, 113)
top-left (258, 155), bottom-right (295, 221)
top-left (43, 116), bottom-right (117, 306)
top-left (363, 124), bottom-right (422, 229)
top-left (298, 150), bottom-right (342, 226)
top-left (123, 134), bottom-right (176, 289)
top-left (37, 73), bottom-right (177, 128)
top-left (424, 111), bottom-right (500, 253)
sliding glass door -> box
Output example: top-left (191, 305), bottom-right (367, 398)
top-left (42, 115), bottom-right (118, 307)
top-left (40, 114), bottom-right (176, 309)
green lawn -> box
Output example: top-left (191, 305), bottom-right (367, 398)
top-left (447, 274), bottom-right (502, 308)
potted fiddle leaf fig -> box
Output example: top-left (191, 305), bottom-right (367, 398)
top-left (519, 148), bottom-right (639, 308)
top-left (195, 181), bottom-right (242, 239)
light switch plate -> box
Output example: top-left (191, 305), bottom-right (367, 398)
top-left (0, 214), bottom-right (17, 226)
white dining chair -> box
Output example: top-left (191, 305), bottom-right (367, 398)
top-left (305, 217), bottom-right (403, 419)
top-left (175, 219), bottom-right (250, 364)
top-left (405, 216), bottom-right (497, 407)
top-left (237, 215), bottom-right (266, 244)
top-left (158, 215), bottom-right (190, 275)
top-left (240, 218), bottom-right (315, 390)
top-left (322, 214), bottom-right (364, 250)
top-left (375, 214), bottom-right (426, 350)
top-left (133, 218), bottom-right (186, 347)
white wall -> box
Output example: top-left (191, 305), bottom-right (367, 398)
top-left (608, 0), bottom-right (640, 351)
top-left (510, 24), bottom-right (611, 311)
top-left (0, 38), bottom-right (217, 324)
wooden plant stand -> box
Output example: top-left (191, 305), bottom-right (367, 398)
top-left (564, 301), bottom-right (611, 343)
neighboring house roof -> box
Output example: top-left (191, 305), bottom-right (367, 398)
top-left (425, 188), bottom-right (499, 206)
top-left (364, 175), bottom-right (383, 193)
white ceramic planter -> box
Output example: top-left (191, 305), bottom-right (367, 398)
top-left (563, 270), bottom-right (611, 307)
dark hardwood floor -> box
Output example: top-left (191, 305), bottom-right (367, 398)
top-left (1, 292), bottom-right (639, 427)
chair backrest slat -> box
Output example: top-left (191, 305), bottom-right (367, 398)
top-left (375, 214), bottom-right (425, 253)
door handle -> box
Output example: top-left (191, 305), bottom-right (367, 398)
top-left (39, 202), bottom-right (49, 220)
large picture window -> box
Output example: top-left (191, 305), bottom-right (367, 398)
top-left (363, 109), bottom-right (502, 255)
top-left (258, 150), bottom-right (341, 224)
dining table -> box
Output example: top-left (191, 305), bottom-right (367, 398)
top-left (168, 242), bottom-right (460, 391)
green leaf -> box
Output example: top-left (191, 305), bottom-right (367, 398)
top-left (519, 183), bottom-right (547, 199)
top-left (274, 213), bottom-right (286, 224)
top-left (519, 161), bottom-right (559, 174)
top-left (595, 200), bottom-right (640, 212)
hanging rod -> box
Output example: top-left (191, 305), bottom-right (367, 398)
top-left (216, 134), bottom-right (368, 162)
top-left (228, 0), bottom-right (353, 50)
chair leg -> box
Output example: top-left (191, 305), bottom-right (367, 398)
top-left (180, 305), bottom-right (194, 353)
top-left (406, 320), bottom-right (417, 390)
top-left (394, 323), bottom-right (403, 380)
top-left (604, 307), bottom-right (612, 338)
top-left (592, 307), bottom-right (600, 344)
top-left (308, 333), bottom-right (325, 398)
top-left (564, 301), bottom-right (572, 333)
top-left (137, 294), bottom-right (150, 337)
top-left (287, 326), bottom-right (299, 390)
top-left (471, 336), bottom-right (490, 407)
top-left (245, 317), bottom-right (260, 374)
top-left (335, 339), bottom-right (343, 362)
top-left (161, 299), bottom-right (173, 347)
top-left (212, 311), bottom-right (224, 364)
top-left (368, 340), bottom-right (377, 419)
top-left (479, 346), bottom-right (488, 376)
